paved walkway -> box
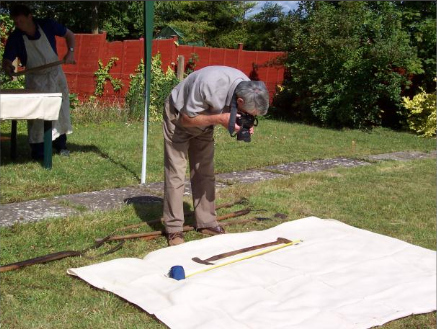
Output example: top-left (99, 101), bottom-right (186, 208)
top-left (1, 151), bottom-right (435, 227)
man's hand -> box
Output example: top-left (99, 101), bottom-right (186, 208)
top-left (2, 59), bottom-right (15, 78)
top-left (220, 112), bottom-right (241, 133)
top-left (63, 51), bottom-right (76, 64)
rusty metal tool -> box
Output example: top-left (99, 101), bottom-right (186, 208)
top-left (0, 235), bottom-right (123, 273)
top-left (192, 237), bottom-right (292, 265)
top-left (186, 239), bottom-right (303, 279)
top-left (11, 60), bottom-right (65, 76)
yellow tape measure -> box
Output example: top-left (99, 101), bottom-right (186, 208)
top-left (186, 239), bottom-right (302, 278)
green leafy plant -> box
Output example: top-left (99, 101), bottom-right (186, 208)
top-left (94, 57), bottom-right (123, 97)
top-left (125, 59), bottom-right (145, 119)
top-left (185, 53), bottom-right (199, 76)
top-left (69, 93), bottom-right (80, 110)
top-left (126, 54), bottom-right (179, 121)
top-left (0, 13), bottom-right (25, 90)
top-left (0, 74), bottom-right (25, 90)
top-left (402, 87), bottom-right (436, 137)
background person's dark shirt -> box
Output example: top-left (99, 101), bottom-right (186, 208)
top-left (3, 18), bottom-right (67, 66)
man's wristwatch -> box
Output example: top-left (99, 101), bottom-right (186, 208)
top-left (69, 47), bottom-right (74, 52)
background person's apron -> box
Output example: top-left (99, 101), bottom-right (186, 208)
top-left (23, 25), bottom-right (72, 144)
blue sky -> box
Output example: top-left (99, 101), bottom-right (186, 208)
top-left (247, 1), bottom-right (299, 17)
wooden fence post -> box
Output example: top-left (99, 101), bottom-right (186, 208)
top-left (237, 43), bottom-right (243, 71)
top-left (177, 55), bottom-right (185, 80)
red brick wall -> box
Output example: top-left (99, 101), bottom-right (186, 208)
top-left (56, 33), bottom-right (286, 104)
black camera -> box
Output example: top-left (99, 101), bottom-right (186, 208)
top-left (236, 112), bottom-right (258, 142)
top-left (227, 95), bottom-right (259, 143)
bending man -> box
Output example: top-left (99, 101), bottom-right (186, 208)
top-left (163, 65), bottom-right (269, 246)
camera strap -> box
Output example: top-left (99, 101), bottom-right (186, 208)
top-left (228, 94), bottom-right (238, 137)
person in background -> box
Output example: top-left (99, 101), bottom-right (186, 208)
top-left (2, 4), bottom-right (75, 159)
top-left (163, 65), bottom-right (269, 246)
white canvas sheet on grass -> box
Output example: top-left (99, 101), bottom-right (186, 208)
top-left (68, 217), bottom-right (436, 329)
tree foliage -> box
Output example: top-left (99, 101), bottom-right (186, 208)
top-left (0, 1), bottom-right (256, 46)
top-left (244, 2), bottom-right (285, 51)
top-left (272, 1), bottom-right (424, 129)
top-left (154, 1), bottom-right (255, 48)
top-left (0, 1), bottom-right (144, 41)
top-left (394, 1), bottom-right (436, 92)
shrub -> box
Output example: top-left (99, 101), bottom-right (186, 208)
top-left (126, 53), bottom-right (179, 121)
top-left (125, 60), bottom-right (144, 119)
top-left (402, 87), bottom-right (436, 137)
top-left (185, 53), bottom-right (199, 76)
top-left (273, 2), bottom-right (423, 129)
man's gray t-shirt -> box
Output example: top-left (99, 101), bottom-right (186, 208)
top-left (171, 66), bottom-right (250, 118)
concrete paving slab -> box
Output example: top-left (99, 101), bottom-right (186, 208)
top-left (0, 186), bottom-right (164, 227)
top-left (54, 186), bottom-right (162, 212)
top-left (142, 182), bottom-right (165, 196)
top-left (0, 199), bottom-right (79, 226)
top-left (216, 170), bottom-right (285, 184)
top-left (264, 158), bottom-right (370, 174)
top-left (53, 186), bottom-right (162, 211)
top-left (367, 151), bottom-right (436, 162)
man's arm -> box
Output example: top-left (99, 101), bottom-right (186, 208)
top-left (178, 112), bottom-right (227, 127)
top-left (179, 112), bottom-right (241, 132)
top-left (63, 29), bottom-right (75, 64)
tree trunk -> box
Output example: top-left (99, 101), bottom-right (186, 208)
top-left (90, 1), bottom-right (100, 34)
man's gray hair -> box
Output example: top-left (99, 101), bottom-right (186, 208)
top-left (235, 81), bottom-right (269, 115)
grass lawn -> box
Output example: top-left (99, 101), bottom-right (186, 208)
top-left (0, 156), bottom-right (435, 328)
top-left (0, 118), bottom-right (435, 203)
top-left (0, 117), bottom-right (435, 328)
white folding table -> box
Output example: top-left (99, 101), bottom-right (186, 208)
top-left (0, 90), bottom-right (62, 169)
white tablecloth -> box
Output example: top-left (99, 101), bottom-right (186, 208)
top-left (0, 91), bottom-right (62, 120)
top-left (68, 217), bottom-right (436, 329)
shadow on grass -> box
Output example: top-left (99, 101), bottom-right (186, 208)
top-left (0, 133), bottom-right (29, 164)
top-left (0, 133), bottom-right (139, 180)
top-left (68, 143), bottom-right (141, 181)
top-left (125, 197), bottom-right (194, 232)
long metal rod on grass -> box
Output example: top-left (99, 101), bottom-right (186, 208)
top-left (96, 208), bottom-right (252, 243)
top-left (120, 198), bottom-right (249, 230)
top-left (0, 208), bottom-right (254, 273)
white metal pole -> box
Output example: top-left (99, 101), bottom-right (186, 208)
top-left (140, 91), bottom-right (149, 185)
top-left (141, 1), bottom-right (154, 185)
